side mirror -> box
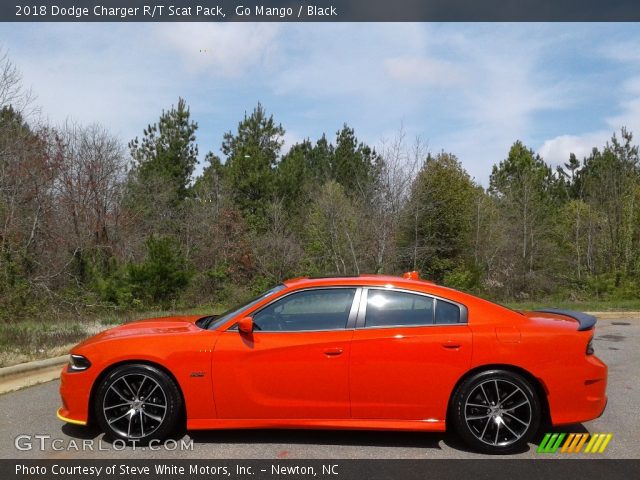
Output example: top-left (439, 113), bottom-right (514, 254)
top-left (238, 316), bottom-right (254, 334)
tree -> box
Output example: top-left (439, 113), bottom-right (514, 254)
top-left (489, 141), bottom-right (555, 295)
top-left (581, 128), bottom-right (640, 283)
top-left (275, 135), bottom-right (335, 216)
top-left (127, 236), bottom-right (192, 308)
top-left (275, 140), bottom-right (313, 212)
top-left (128, 98), bottom-right (198, 204)
top-left (398, 152), bottom-right (478, 282)
top-left (304, 181), bottom-right (362, 275)
top-left (365, 128), bottom-right (425, 273)
top-left (332, 124), bottom-right (381, 200)
top-left (222, 103), bottom-right (285, 227)
top-left (0, 107), bottom-right (60, 317)
top-left (53, 122), bottom-right (127, 281)
top-left (253, 200), bottom-right (303, 284)
top-left (0, 48), bottom-right (35, 115)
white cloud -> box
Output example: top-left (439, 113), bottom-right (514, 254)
top-left (156, 23), bottom-right (281, 77)
top-left (427, 26), bottom-right (571, 183)
top-left (538, 133), bottom-right (604, 166)
top-left (281, 130), bottom-right (301, 155)
top-left (599, 39), bottom-right (640, 64)
top-left (7, 24), bottom-right (175, 140)
top-left (537, 46), bottom-right (640, 167)
top-left (384, 56), bottom-right (466, 87)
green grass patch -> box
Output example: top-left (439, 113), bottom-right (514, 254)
top-left (0, 321), bottom-right (87, 351)
top-left (0, 305), bottom-right (225, 368)
top-left (97, 305), bottom-right (220, 325)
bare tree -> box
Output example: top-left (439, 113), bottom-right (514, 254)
top-left (375, 128), bottom-right (426, 272)
top-left (0, 47), bottom-right (36, 117)
top-left (253, 199), bottom-right (303, 283)
top-left (51, 122), bottom-right (127, 282)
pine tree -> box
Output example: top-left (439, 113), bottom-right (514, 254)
top-left (128, 98), bottom-right (198, 204)
top-left (332, 124), bottom-right (381, 199)
top-left (221, 103), bottom-right (285, 228)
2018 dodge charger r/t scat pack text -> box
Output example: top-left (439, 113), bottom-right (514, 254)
top-left (57, 272), bottom-right (607, 454)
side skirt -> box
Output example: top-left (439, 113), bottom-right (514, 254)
top-left (187, 418), bottom-right (446, 432)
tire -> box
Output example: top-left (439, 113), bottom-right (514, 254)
top-left (94, 363), bottom-right (182, 443)
top-left (450, 369), bottom-right (541, 454)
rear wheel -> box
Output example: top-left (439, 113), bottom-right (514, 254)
top-left (450, 369), bottom-right (541, 454)
top-left (94, 363), bottom-right (182, 443)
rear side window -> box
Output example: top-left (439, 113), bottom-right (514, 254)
top-left (435, 299), bottom-right (461, 324)
top-left (365, 290), bottom-right (434, 328)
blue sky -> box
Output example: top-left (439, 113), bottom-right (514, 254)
top-left (2, 22), bottom-right (640, 184)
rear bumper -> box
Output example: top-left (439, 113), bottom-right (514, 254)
top-left (549, 354), bottom-right (608, 426)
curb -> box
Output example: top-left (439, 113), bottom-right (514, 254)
top-left (0, 355), bottom-right (68, 379)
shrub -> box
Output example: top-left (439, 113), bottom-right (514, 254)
top-left (127, 236), bottom-right (193, 308)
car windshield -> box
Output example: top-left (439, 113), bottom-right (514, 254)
top-left (202, 284), bottom-right (286, 330)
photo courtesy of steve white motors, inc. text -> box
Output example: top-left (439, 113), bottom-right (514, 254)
top-left (14, 4), bottom-right (339, 19)
top-left (15, 463), bottom-right (339, 477)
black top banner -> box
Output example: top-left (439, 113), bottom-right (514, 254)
top-left (4, 0), bottom-right (640, 22)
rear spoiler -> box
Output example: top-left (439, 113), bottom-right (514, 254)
top-left (534, 308), bottom-right (597, 331)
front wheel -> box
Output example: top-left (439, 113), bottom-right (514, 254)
top-left (94, 363), bottom-right (182, 443)
top-left (450, 370), bottom-right (541, 454)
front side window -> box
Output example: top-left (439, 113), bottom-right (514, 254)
top-left (200, 284), bottom-right (286, 330)
top-left (253, 288), bottom-right (356, 332)
top-left (365, 290), bottom-right (434, 328)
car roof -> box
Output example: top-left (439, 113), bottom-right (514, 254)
top-left (283, 273), bottom-right (436, 290)
top-left (281, 272), bottom-right (484, 309)
top-left (276, 272), bottom-right (526, 327)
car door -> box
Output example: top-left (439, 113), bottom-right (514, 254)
top-left (213, 287), bottom-right (360, 419)
top-left (349, 288), bottom-right (472, 421)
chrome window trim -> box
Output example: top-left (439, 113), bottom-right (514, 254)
top-left (225, 286), bottom-right (362, 333)
top-left (346, 287), bottom-right (362, 329)
top-left (355, 286), bottom-right (468, 329)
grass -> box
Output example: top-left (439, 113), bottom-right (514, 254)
top-left (97, 305), bottom-right (218, 325)
top-left (0, 305), bottom-right (223, 368)
top-left (0, 321), bottom-right (90, 368)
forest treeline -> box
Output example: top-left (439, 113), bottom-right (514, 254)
top-left (2, 54), bottom-right (640, 322)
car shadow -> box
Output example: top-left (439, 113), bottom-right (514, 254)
top-left (61, 423), bottom-right (102, 439)
top-left (187, 428), bottom-right (449, 450)
top-left (530, 423), bottom-right (590, 446)
top-left (188, 423), bottom-right (588, 454)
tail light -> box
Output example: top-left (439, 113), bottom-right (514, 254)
top-left (586, 336), bottom-right (594, 355)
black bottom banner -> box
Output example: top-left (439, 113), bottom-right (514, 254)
top-left (2, 459), bottom-right (639, 480)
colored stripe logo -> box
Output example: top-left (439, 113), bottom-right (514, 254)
top-left (537, 433), bottom-right (613, 454)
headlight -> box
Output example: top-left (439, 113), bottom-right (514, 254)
top-left (586, 336), bottom-right (594, 355)
top-left (68, 354), bottom-right (91, 371)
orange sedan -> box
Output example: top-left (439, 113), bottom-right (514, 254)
top-left (57, 272), bottom-right (607, 454)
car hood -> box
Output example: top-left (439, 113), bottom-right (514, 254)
top-left (75, 315), bottom-right (205, 347)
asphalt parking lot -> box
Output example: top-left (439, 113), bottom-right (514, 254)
top-left (0, 318), bottom-right (638, 459)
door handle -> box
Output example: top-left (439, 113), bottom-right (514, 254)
top-left (442, 341), bottom-right (461, 349)
top-left (324, 347), bottom-right (343, 356)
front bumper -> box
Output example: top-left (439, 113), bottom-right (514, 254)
top-left (56, 407), bottom-right (87, 425)
top-left (57, 364), bottom-right (92, 426)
